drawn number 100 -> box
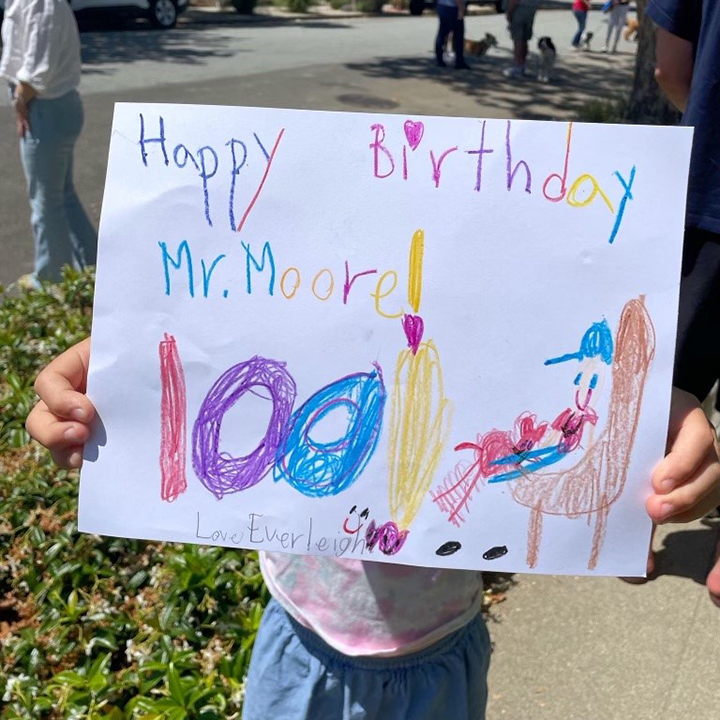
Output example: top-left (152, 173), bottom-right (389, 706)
top-left (159, 333), bottom-right (386, 503)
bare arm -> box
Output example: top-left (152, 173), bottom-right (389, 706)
top-left (655, 27), bottom-right (694, 112)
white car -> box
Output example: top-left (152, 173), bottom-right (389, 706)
top-left (0, 0), bottom-right (189, 30)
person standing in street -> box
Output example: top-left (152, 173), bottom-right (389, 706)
top-left (435, 0), bottom-right (471, 70)
top-left (603, 0), bottom-right (630, 53)
top-left (503, 0), bottom-right (540, 79)
top-left (0, 0), bottom-right (97, 288)
top-left (571, 0), bottom-right (590, 49)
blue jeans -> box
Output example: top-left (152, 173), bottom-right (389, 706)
top-left (242, 599), bottom-right (491, 720)
top-left (572, 9), bottom-right (587, 47)
top-left (18, 89), bottom-right (97, 284)
top-left (435, 5), bottom-right (465, 66)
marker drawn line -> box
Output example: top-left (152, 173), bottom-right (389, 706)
top-left (159, 333), bottom-right (188, 503)
top-left (236, 128), bottom-right (285, 233)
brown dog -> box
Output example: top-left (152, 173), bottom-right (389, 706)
top-left (624, 17), bottom-right (639, 41)
top-left (464, 32), bottom-right (498, 56)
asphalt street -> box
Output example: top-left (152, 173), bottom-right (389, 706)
top-left (0, 8), bottom-right (635, 286)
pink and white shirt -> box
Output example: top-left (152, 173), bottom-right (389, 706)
top-left (261, 551), bottom-right (484, 657)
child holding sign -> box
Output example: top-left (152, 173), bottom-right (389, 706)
top-left (26, 339), bottom-right (720, 719)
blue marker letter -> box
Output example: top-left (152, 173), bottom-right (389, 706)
top-left (198, 146), bottom-right (219, 228)
top-left (159, 240), bottom-right (194, 297)
top-left (139, 114), bottom-right (169, 167)
top-left (242, 241), bottom-right (276, 295)
top-left (227, 139), bottom-right (248, 231)
top-left (608, 166), bottom-right (636, 244)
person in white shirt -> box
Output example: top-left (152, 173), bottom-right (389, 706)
top-left (0, 0), bottom-right (97, 287)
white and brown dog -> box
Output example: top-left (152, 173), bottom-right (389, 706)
top-left (537, 36), bottom-right (556, 83)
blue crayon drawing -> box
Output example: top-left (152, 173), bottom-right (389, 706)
top-left (274, 365), bottom-right (386, 498)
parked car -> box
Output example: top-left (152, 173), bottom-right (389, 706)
top-left (409, 0), bottom-right (505, 16)
top-left (72, 0), bottom-right (188, 28)
top-left (0, 0), bottom-right (188, 30)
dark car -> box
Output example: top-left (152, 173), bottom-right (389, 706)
top-left (71, 0), bottom-right (189, 29)
top-left (409, 0), bottom-right (505, 15)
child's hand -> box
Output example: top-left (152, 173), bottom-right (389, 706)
top-left (26, 338), bottom-right (95, 469)
top-left (647, 388), bottom-right (720, 524)
top-left (646, 387), bottom-right (720, 606)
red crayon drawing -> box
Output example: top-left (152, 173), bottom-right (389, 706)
top-left (236, 128), bottom-right (285, 233)
top-left (159, 333), bottom-right (188, 502)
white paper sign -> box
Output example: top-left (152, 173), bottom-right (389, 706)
top-left (80, 103), bottom-right (693, 577)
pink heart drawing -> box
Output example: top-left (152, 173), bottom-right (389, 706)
top-left (402, 314), bottom-right (425, 355)
top-left (404, 120), bottom-right (424, 151)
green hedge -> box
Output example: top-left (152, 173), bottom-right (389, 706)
top-left (0, 270), bottom-right (268, 720)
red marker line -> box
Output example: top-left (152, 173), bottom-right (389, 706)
top-left (159, 333), bottom-right (188, 503)
top-left (236, 128), bottom-right (285, 233)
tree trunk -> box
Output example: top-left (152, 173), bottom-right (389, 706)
top-left (624, 0), bottom-right (681, 125)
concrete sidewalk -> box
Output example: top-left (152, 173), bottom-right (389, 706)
top-left (486, 519), bottom-right (720, 720)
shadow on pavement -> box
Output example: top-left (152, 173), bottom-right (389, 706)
top-left (653, 526), bottom-right (720, 586)
top-left (80, 24), bottom-right (241, 70)
top-left (344, 49), bottom-right (633, 120)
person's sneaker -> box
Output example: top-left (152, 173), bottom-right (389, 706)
top-left (455, 61), bottom-right (471, 70)
top-left (503, 66), bottom-right (522, 79)
top-left (436, 59), bottom-right (447, 68)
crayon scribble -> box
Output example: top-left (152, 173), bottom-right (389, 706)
top-left (159, 333), bottom-right (188, 502)
top-left (274, 366), bottom-right (386, 498)
top-left (365, 519), bottom-right (409, 555)
top-left (388, 340), bottom-right (452, 530)
top-left (192, 357), bottom-right (297, 499)
top-left (387, 229), bottom-right (453, 534)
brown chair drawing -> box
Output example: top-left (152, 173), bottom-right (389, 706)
top-left (510, 296), bottom-right (656, 569)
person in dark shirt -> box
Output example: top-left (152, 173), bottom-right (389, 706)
top-left (648, 0), bottom-right (720, 607)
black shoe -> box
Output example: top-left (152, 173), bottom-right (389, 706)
top-left (436, 59), bottom-right (447, 67)
top-left (455, 61), bottom-right (471, 70)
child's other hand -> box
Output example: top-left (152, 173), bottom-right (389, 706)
top-left (647, 388), bottom-right (720, 524)
top-left (646, 386), bottom-right (720, 606)
top-left (26, 338), bottom-right (95, 469)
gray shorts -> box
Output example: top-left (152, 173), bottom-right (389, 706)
top-left (510, 5), bottom-right (536, 42)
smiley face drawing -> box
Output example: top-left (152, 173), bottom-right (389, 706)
top-left (342, 505), bottom-right (370, 534)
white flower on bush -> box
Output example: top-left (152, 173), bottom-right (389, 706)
top-left (125, 638), bottom-right (152, 664)
top-left (229, 677), bottom-right (246, 708)
top-left (2, 674), bottom-right (30, 702)
top-left (200, 637), bottom-right (226, 675)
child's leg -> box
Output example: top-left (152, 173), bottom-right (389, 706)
top-left (242, 599), bottom-right (491, 720)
